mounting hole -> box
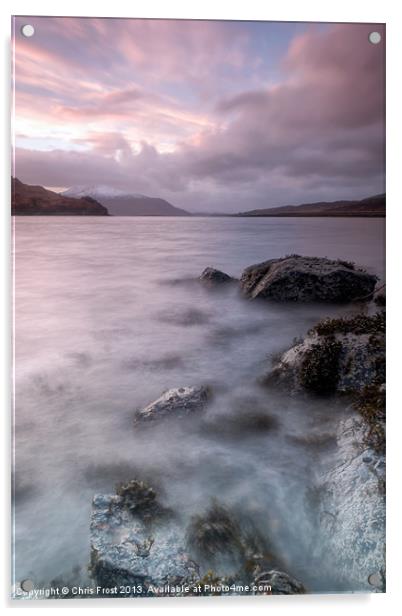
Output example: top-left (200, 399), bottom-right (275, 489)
top-left (368, 572), bottom-right (382, 587)
top-left (368, 31), bottom-right (381, 45)
top-left (21, 24), bottom-right (35, 38)
top-left (20, 579), bottom-right (34, 592)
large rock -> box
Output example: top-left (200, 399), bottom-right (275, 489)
top-left (240, 255), bottom-right (377, 302)
top-left (312, 414), bottom-right (385, 591)
top-left (199, 267), bottom-right (235, 286)
top-left (265, 312), bottom-right (385, 395)
top-left (90, 485), bottom-right (197, 595)
top-left (133, 386), bottom-right (211, 425)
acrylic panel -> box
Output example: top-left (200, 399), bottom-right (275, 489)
top-left (11, 16), bottom-right (386, 600)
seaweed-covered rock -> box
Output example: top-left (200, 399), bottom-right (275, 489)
top-left (265, 312), bottom-right (385, 395)
top-left (186, 504), bottom-right (244, 568)
top-left (90, 489), bottom-right (197, 594)
top-left (185, 502), bottom-right (298, 587)
top-left (374, 288), bottom-right (386, 307)
top-left (115, 480), bottom-right (170, 523)
top-left (353, 383), bottom-right (385, 454)
top-left (133, 386), bottom-right (211, 425)
top-left (240, 255), bottom-right (376, 302)
top-left (254, 570), bottom-right (306, 595)
top-left (199, 267), bottom-right (235, 286)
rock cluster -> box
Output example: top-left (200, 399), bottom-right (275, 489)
top-left (90, 483), bottom-right (305, 596)
top-left (200, 255), bottom-right (377, 303)
top-left (263, 310), bottom-right (385, 590)
top-left (88, 253), bottom-right (385, 596)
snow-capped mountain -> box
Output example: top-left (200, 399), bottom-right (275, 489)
top-left (61, 185), bottom-right (190, 216)
top-left (62, 185), bottom-right (144, 199)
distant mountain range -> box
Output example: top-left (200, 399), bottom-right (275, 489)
top-left (12, 178), bottom-right (108, 216)
top-left (62, 185), bottom-right (190, 216)
top-left (12, 178), bottom-right (386, 218)
top-left (236, 194), bottom-right (386, 217)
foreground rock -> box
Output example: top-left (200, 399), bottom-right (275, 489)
top-left (199, 267), bottom-right (235, 286)
top-left (90, 482), bottom-right (305, 596)
top-left (312, 413), bottom-right (385, 591)
top-left (90, 481), bottom-right (197, 594)
top-left (133, 386), bottom-right (211, 425)
top-left (265, 312), bottom-right (385, 396)
top-left (240, 255), bottom-right (377, 302)
top-left (264, 310), bottom-right (385, 591)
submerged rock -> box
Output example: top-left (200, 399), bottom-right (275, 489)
top-left (200, 395), bottom-right (279, 439)
top-left (133, 386), bottom-right (211, 425)
top-left (186, 503), bottom-right (245, 569)
top-left (264, 312), bottom-right (385, 396)
top-left (240, 255), bottom-right (377, 302)
top-left (199, 267), bottom-right (235, 286)
top-left (185, 502), bottom-right (305, 594)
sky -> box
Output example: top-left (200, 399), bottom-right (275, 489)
top-left (12, 17), bottom-right (385, 213)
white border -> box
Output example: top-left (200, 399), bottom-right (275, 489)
top-left (1, 1), bottom-right (401, 614)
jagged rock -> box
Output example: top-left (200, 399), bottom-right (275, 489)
top-left (240, 255), bottom-right (377, 302)
top-left (133, 386), bottom-right (211, 424)
top-left (90, 492), bottom-right (198, 594)
top-left (254, 570), bottom-right (306, 595)
top-left (199, 267), bottom-right (235, 286)
top-left (264, 312), bottom-right (385, 395)
top-left (313, 415), bottom-right (385, 591)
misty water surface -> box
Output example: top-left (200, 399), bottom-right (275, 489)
top-left (13, 216), bottom-right (385, 592)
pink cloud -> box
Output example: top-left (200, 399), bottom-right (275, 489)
top-left (13, 19), bottom-right (385, 212)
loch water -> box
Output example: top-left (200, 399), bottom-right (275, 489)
top-left (13, 216), bottom-right (385, 592)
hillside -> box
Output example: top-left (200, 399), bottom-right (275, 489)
top-left (236, 194), bottom-right (385, 217)
top-left (12, 178), bottom-right (109, 216)
top-left (63, 186), bottom-right (190, 216)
